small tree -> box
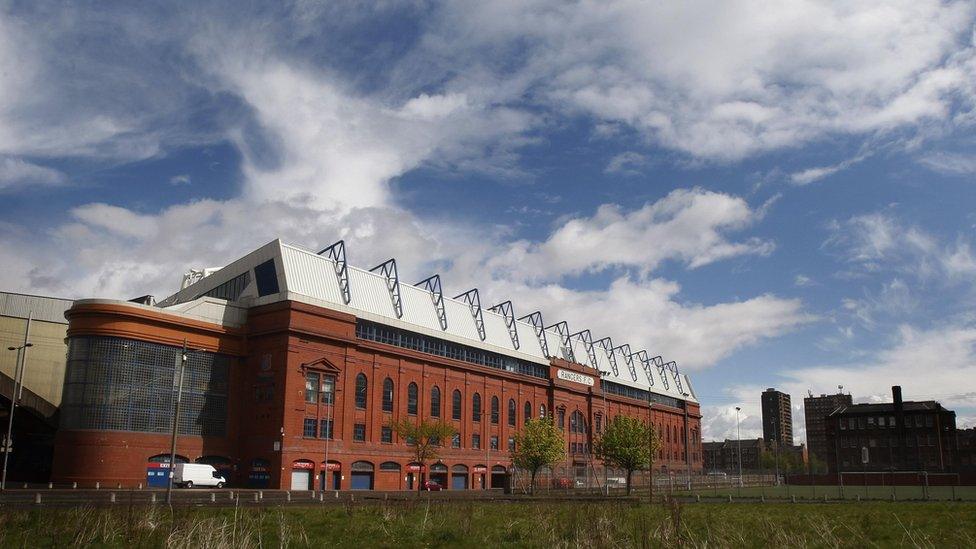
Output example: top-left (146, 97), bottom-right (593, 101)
top-left (594, 416), bottom-right (659, 495)
top-left (389, 418), bottom-right (457, 492)
top-left (512, 418), bottom-right (565, 495)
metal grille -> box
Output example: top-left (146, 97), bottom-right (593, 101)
top-left (61, 336), bottom-right (229, 436)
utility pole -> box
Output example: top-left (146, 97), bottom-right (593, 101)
top-left (2, 313), bottom-right (32, 491)
top-left (735, 406), bottom-right (743, 487)
top-left (166, 339), bottom-right (188, 505)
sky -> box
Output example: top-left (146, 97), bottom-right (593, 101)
top-left (1, 1), bottom-right (975, 443)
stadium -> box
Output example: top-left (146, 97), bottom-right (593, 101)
top-left (52, 239), bottom-right (702, 490)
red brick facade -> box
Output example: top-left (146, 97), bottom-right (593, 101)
top-left (53, 299), bottom-right (702, 489)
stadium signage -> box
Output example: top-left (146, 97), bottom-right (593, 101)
top-left (556, 369), bottom-right (594, 387)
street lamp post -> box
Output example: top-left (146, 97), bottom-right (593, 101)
top-left (2, 313), bottom-right (32, 492)
top-left (166, 339), bottom-right (189, 505)
top-left (735, 406), bottom-right (743, 488)
top-left (599, 370), bottom-right (611, 496)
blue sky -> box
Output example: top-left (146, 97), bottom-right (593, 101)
top-left (2, 1), bottom-right (975, 441)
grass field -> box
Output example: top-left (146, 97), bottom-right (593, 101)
top-left (686, 484), bottom-right (976, 501)
top-left (1, 500), bottom-right (974, 548)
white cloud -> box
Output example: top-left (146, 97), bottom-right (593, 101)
top-left (794, 274), bottom-right (815, 287)
top-left (169, 174), bottom-right (191, 185)
top-left (604, 151), bottom-right (648, 175)
top-left (0, 157), bottom-right (65, 190)
top-left (789, 152), bottom-right (870, 185)
top-left (918, 151), bottom-right (976, 175)
top-left (485, 188), bottom-right (775, 280)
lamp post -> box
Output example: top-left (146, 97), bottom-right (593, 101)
top-left (2, 313), bottom-right (32, 492)
top-left (682, 393), bottom-right (691, 491)
top-left (166, 339), bottom-right (189, 505)
top-left (735, 406), bottom-right (743, 488)
top-left (599, 370), bottom-right (611, 496)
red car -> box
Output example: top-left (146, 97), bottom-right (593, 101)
top-left (422, 481), bottom-right (443, 491)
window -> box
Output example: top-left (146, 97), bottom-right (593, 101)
top-left (878, 416), bottom-right (886, 427)
top-left (303, 418), bottom-right (317, 437)
top-left (867, 416), bottom-right (875, 427)
top-left (452, 390), bottom-right (462, 420)
top-left (305, 373), bottom-right (320, 403)
top-left (524, 401), bottom-right (531, 425)
top-left (490, 436), bottom-right (499, 450)
top-left (319, 419), bottom-right (333, 439)
top-left (254, 258), bottom-right (280, 296)
top-left (925, 416), bottom-right (933, 428)
top-left (888, 416), bottom-right (896, 428)
top-left (473, 393), bottom-right (481, 421)
top-left (321, 376), bottom-right (334, 405)
top-left (472, 434), bottom-right (481, 449)
top-left (491, 396), bottom-right (500, 424)
top-left (431, 386), bottom-right (441, 417)
top-left (508, 437), bottom-right (516, 452)
top-left (353, 423), bottom-right (366, 441)
top-left (595, 414), bottom-right (602, 434)
top-left (381, 426), bottom-right (393, 443)
top-left (840, 419), bottom-right (847, 430)
top-left (407, 383), bottom-right (418, 415)
top-left (558, 408), bottom-right (566, 430)
top-left (355, 374), bottom-right (368, 409)
top-left (382, 378), bottom-right (394, 413)
top-left (452, 433), bottom-right (461, 448)
top-left (570, 411), bottom-right (579, 433)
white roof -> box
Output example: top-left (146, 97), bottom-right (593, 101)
top-left (159, 239), bottom-right (696, 404)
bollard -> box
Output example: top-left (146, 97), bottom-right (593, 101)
top-left (351, 494), bottom-right (354, 502)
top-left (319, 492), bottom-right (324, 502)
top-left (335, 491), bottom-right (339, 499)
top-left (760, 496), bottom-right (765, 504)
top-left (110, 493), bottom-right (116, 503)
top-left (211, 493), bottom-right (216, 503)
top-left (823, 494), bottom-right (828, 502)
top-left (23, 482), bottom-right (27, 489)
top-left (48, 482), bottom-right (53, 490)
top-left (229, 491), bottom-right (234, 500)
top-left (259, 490), bottom-right (263, 500)
top-left (138, 483), bottom-right (142, 490)
top-left (791, 495), bottom-right (796, 503)
top-left (254, 492), bottom-right (259, 503)
top-left (150, 493), bottom-right (156, 504)
top-left (856, 495), bottom-right (860, 502)
top-left (117, 483), bottom-right (122, 490)
top-left (34, 493), bottom-right (41, 505)
top-left (728, 494), bottom-right (733, 503)
top-left (286, 491), bottom-right (291, 502)
top-left (95, 482), bottom-right (100, 490)
top-left (891, 493), bottom-right (896, 502)
top-left (695, 494), bottom-right (700, 503)
top-left (311, 491), bottom-right (315, 500)
top-left (72, 482), bottom-right (77, 489)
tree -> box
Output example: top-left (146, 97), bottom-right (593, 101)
top-left (594, 416), bottom-right (659, 495)
top-left (512, 418), bottom-right (565, 495)
top-left (389, 418), bottom-right (457, 492)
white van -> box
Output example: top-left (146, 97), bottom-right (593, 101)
top-left (173, 463), bottom-right (226, 488)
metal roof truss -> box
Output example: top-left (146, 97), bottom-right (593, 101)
top-left (570, 329), bottom-right (598, 369)
top-left (317, 240), bottom-right (351, 304)
top-left (613, 343), bottom-right (638, 381)
top-left (454, 288), bottom-right (486, 341)
top-left (546, 321), bottom-right (576, 363)
top-left (517, 311), bottom-right (549, 358)
top-left (488, 300), bottom-right (520, 350)
top-left (665, 361), bottom-right (683, 393)
top-left (595, 337), bottom-right (618, 376)
top-left (369, 258), bottom-right (403, 319)
top-left (415, 274), bottom-right (448, 330)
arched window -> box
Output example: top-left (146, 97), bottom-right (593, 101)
top-left (407, 382), bottom-right (418, 415)
top-left (452, 390), bottom-right (462, 420)
top-left (382, 378), bottom-right (394, 413)
top-left (472, 393), bottom-right (481, 421)
top-left (490, 396), bottom-right (499, 424)
top-left (508, 399), bottom-right (516, 426)
top-left (355, 373), bottom-right (368, 409)
top-left (524, 401), bottom-right (532, 425)
top-left (430, 386), bottom-right (441, 417)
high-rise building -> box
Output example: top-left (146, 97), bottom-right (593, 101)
top-left (761, 388), bottom-right (793, 447)
top-left (804, 390), bottom-right (852, 470)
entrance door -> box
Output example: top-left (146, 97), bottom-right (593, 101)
top-left (291, 470), bottom-right (311, 491)
top-left (406, 473), bottom-right (415, 490)
top-left (451, 473), bottom-right (468, 490)
top-left (351, 473), bottom-right (373, 490)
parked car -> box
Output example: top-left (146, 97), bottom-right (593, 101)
top-left (173, 463), bottom-right (226, 488)
top-left (422, 481), bottom-right (443, 491)
top-left (552, 478), bottom-right (572, 489)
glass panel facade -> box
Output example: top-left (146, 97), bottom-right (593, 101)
top-left (356, 320), bottom-right (548, 379)
top-left (201, 272), bottom-right (249, 301)
top-left (61, 336), bottom-right (229, 436)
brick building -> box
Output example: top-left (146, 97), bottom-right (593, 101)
top-left (761, 388), bottom-right (793, 447)
top-left (803, 391), bottom-right (852, 469)
top-left (825, 386), bottom-right (957, 473)
top-left (703, 438), bottom-right (765, 473)
top-left (52, 239), bottom-right (702, 490)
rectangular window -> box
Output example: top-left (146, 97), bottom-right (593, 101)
top-left (319, 419), bottom-right (333, 439)
top-left (321, 376), bottom-right (334, 405)
top-left (508, 437), bottom-right (515, 452)
top-left (452, 434), bottom-right (461, 448)
top-left (925, 416), bottom-right (933, 428)
top-left (472, 434), bottom-right (481, 449)
top-left (303, 418), bottom-right (317, 438)
top-left (305, 373), bottom-right (319, 403)
top-left (254, 258), bottom-right (280, 296)
top-left (595, 414), bottom-right (602, 434)
top-left (490, 436), bottom-right (499, 450)
top-left (888, 416), bottom-right (896, 428)
top-left (867, 416), bottom-right (875, 427)
top-left (840, 419), bottom-right (847, 430)
top-left (381, 426), bottom-right (393, 443)
top-left (558, 409), bottom-right (565, 430)
top-left (353, 423), bottom-right (366, 442)
top-left (878, 416), bottom-right (885, 427)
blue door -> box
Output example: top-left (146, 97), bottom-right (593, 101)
top-left (146, 467), bottom-right (169, 488)
top-left (350, 472), bottom-right (373, 490)
top-left (452, 474), bottom-right (468, 490)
